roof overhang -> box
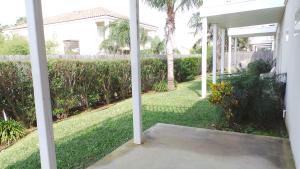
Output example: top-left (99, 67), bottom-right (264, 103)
top-left (200, 0), bottom-right (286, 28)
top-left (228, 24), bottom-right (277, 37)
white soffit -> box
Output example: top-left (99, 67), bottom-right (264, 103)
top-left (200, 0), bottom-right (286, 28)
top-left (228, 24), bottom-right (277, 37)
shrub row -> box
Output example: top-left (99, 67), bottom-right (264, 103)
top-left (0, 57), bottom-right (203, 127)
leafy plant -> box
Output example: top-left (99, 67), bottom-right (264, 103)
top-left (0, 120), bottom-right (25, 145)
top-left (152, 81), bottom-right (168, 92)
top-left (209, 60), bottom-right (284, 129)
top-left (209, 82), bottom-right (236, 126)
top-left (174, 57), bottom-right (201, 82)
top-left (247, 59), bottom-right (272, 76)
top-left (46, 40), bottom-right (58, 54)
top-left (0, 35), bottom-right (29, 55)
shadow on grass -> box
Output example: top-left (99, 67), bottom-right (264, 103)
top-left (186, 79), bottom-right (212, 97)
top-left (186, 80), bottom-right (202, 97)
top-left (6, 100), bottom-right (221, 169)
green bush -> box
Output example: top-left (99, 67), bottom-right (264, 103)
top-left (152, 81), bottom-right (168, 92)
top-left (0, 35), bottom-right (29, 55)
top-left (209, 82), bottom-right (235, 127)
top-left (0, 120), bottom-right (25, 145)
top-left (174, 57), bottom-right (200, 82)
top-left (247, 59), bottom-right (272, 76)
top-left (209, 60), bottom-right (284, 129)
top-left (0, 57), bottom-right (200, 127)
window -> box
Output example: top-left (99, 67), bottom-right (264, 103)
top-left (63, 40), bottom-right (80, 54)
top-left (96, 22), bottom-right (105, 39)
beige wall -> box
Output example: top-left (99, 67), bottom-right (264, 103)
top-left (275, 0), bottom-right (300, 168)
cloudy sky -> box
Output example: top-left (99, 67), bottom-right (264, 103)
top-left (0, 0), bottom-right (199, 54)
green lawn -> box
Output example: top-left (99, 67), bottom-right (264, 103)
top-left (0, 78), bottom-right (286, 169)
top-left (0, 79), bottom-right (220, 169)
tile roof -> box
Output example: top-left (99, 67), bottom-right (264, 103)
top-left (45, 7), bottom-right (126, 24)
top-left (6, 7), bottom-right (150, 30)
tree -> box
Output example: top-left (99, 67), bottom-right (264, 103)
top-left (188, 12), bottom-right (213, 43)
top-left (15, 17), bottom-right (27, 26)
top-left (237, 37), bottom-right (249, 51)
top-left (100, 19), bottom-right (150, 54)
top-left (0, 35), bottom-right (29, 55)
top-left (150, 36), bottom-right (165, 54)
top-left (144, 0), bottom-right (202, 90)
top-left (45, 40), bottom-right (58, 54)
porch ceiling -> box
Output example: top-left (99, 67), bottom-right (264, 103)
top-left (200, 0), bottom-right (286, 28)
top-left (228, 24), bottom-right (277, 37)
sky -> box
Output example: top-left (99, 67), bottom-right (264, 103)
top-left (0, 0), bottom-right (199, 54)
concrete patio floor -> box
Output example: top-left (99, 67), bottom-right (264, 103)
top-left (88, 123), bottom-right (295, 169)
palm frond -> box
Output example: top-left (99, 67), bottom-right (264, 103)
top-left (175, 0), bottom-right (203, 12)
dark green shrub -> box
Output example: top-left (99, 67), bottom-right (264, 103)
top-left (152, 81), bottom-right (168, 92)
top-left (210, 60), bottom-right (284, 129)
top-left (0, 62), bottom-right (34, 127)
top-left (247, 59), bottom-right (272, 76)
top-left (0, 120), bottom-right (25, 145)
top-left (0, 57), bottom-right (200, 127)
top-left (174, 57), bottom-right (201, 82)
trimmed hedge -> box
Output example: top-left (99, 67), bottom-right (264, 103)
top-left (0, 57), bottom-right (203, 127)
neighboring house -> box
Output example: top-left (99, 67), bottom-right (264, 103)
top-left (3, 7), bottom-right (158, 55)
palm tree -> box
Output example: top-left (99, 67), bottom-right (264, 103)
top-left (144, 0), bottom-right (202, 90)
top-left (188, 12), bottom-right (213, 43)
top-left (100, 19), bottom-right (150, 54)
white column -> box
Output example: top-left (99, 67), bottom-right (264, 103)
top-left (221, 29), bottom-right (225, 75)
top-left (129, 0), bottom-right (142, 144)
top-left (271, 40), bottom-right (275, 51)
top-left (201, 17), bottom-right (208, 98)
top-left (228, 35), bottom-right (232, 74)
top-left (104, 20), bottom-right (110, 39)
top-left (25, 1), bottom-right (57, 169)
top-left (212, 24), bottom-right (217, 84)
top-left (234, 38), bottom-right (237, 67)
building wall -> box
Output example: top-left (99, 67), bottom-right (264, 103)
top-left (276, 0), bottom-right (300, 168)
top-left (4, 17), bottom-right (157, 55)
top-left (5, 17), bottom-right (110, 54)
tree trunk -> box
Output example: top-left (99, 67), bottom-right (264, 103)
top-left (166, 11), bottom-right (175, 91)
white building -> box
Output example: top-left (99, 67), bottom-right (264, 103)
top-left (3, 7), bottom-right (158, 55)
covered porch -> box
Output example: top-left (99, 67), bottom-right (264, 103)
top-left (88, 123), bottom-right (294, 169)
top-left (200, 0), bottom-right (286, 97)
top-left (23, 0), bottom-right (295, 169)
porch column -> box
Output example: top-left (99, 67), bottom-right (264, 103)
top-left (129, 0), bottom-right (143, 144)
top-left (228, 35), bottom-right (232, 74)
top-left (221, 29), bottom-right (225, 75)
top-left (272, 39), bottom-right (275, 51)
top-left (212, 24), bottom-right (217, 84)
top-left (234, 37), bottom-right (238, 67)
top-left (201, 17), bottom-right (208, 98)
top-left (25, 0), bottom-right (57, 169)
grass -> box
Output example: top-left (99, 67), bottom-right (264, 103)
top-left (0, 78), bottom-right (286, 169)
